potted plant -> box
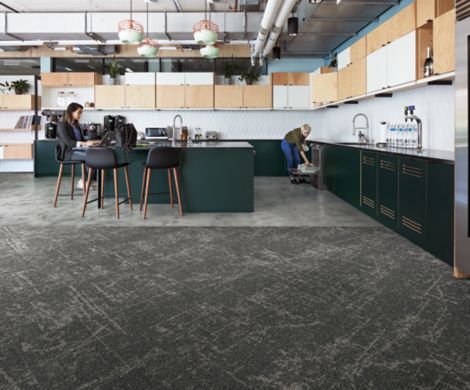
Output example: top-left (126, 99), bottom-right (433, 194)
top-left (223, 57), bottom-right (237, 85)
top-left (239, 66), bottom-right (260, 86)
top-left (0, 79), bottom-right (30, 95)
top-left (108, 57), bottom-right (121, 85)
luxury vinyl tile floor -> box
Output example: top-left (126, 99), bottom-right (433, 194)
top-left (0, 174), bottom-right (378, 227)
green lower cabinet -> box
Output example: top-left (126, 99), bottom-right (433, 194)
top-left (248, 140), bottom-right (287, 176)
top-left (377, 154), bottom-right (399, 231)
top-left (427, 162), bottom-right (454, 265)
top-left (34, 140), bottom-right (72, 177)
top-left (360, 151), bottom-right (378, 218)
top-left (398, 157), bottom-right (428, 247)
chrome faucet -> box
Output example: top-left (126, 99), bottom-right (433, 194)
top-left (172, 114), bottom-right (183, 145)
top-left (352, 113), bottom-right (370, 144)
top-left (405, 106), bottom-right (422, 151)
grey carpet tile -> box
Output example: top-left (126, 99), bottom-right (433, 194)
top-left (1, 226), bottom-right (470, 390)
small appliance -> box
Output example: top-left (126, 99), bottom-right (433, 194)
top-left (205, 131), bottom-right (218, 140)
top-left (145, 127), bottom-right (169, 140)
top-left (114, 115), bottom-right (126, 129)
top-left (82, 123), bottom-right (102, 140)
top-left (45, 122), bottom-right (57, 139)
top-left (104, 115), bottom-right (115, 132)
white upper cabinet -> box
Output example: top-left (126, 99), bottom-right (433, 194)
top-left (387, 30), bottom-right (416, 87)
top-left (156, 73), bottom-right (185, 85)
top-left (367, 46), bottom-right (388, 93)
top-left (125, 72), bottom-right (156, 85)
top-left (337, 47), bottom-right (351, 70)
top-left (288, 86), bottom-right (310, 109)
top-left (273, 86), bottom-right (288, 109)
top-left (183, 72), bottom-right (214, 85)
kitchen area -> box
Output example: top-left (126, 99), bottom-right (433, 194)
top-left (0, 0), bottom-right (470, 388)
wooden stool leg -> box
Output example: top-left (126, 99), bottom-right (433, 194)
top-left (140, 167), bottom-right (148, 211)
top-left (168, 169), bottom-right (174, 209)
top-left (143, 168), bottom-right (152, 219)
top-left (113, 168), bottom-right (120, 219)
top-left (82, 168), bottom-right (93, 217)
top-left (70, 164), bottom-right (75, 200)
top-left (173, 168), bottom-right (183, 217)
top-left (53, 163), bottom-right (64, 208)
top-left (100, 170), bottom-right (105, 208)
top-left (123, 166), bottom-right (133, 210)
top-left (81, 163), bottom-right (86, 195)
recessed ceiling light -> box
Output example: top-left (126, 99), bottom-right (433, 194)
top-left (309, 0), bottom-right (323, 3)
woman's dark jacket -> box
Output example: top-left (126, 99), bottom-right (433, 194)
top-left (57, 121), bottom-right (81, 161)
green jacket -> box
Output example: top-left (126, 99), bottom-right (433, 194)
top-left (284, 128), bottom-right (306, 152)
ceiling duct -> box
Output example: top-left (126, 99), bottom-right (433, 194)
top-left (0, 45), bottom-right (31, 52)
top-left (251, 0), bottom-right (283, 62)
top-left (238, 0), bottom-right (262, 12)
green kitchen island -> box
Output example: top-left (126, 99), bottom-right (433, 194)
top-left (34, 140), bottom-right (254, 213)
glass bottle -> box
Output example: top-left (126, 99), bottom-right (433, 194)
top-left (424, 47), bottom-right (434, 78)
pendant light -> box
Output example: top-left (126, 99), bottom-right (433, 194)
top-left (273, 45), bottom-right (281, 60)
top-left (288, 16), bottom-right (299, 37)
top-left (138, 3), bottom-right (158, 57)
top-left (118, 0), bottom-right (144, 44)
top-left (193, 0), bottom-right (219, 45)
top-left (200, 44), bottom-right (220, 59)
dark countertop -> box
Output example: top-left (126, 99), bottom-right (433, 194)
top-left (133, 141), bottom-right (253, 150)
top-left (310, 139), bottom-right (455, 164)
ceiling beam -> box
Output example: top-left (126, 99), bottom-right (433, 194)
top-left (298, 32), bottom-right (356, 37)
top-left (317, 0), bottom-right (398, 4)
top-left (309, 16), bottom-right (377, 22)
top-left (0, 1), bottom-right (18, 13)
top-left (172, 0), bottom-right (183, 12)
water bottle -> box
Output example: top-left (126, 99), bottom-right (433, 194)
top-left (389, 124), bottom-right (396, 147)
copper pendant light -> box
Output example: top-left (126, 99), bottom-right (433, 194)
top-left (137, 3), bottom-right (158, 57)
top-left (118, 0), bottom-right (144, 44)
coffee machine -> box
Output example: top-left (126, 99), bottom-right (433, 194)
top-left (103, 115), bottom-right (126, 134)
top-left (42, 110), bottom-right (62, 139)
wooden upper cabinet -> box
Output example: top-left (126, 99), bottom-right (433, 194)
top-left (338, 58), bottom-right (366, 101)
top-left (311, 72), bottom-right (338, 106)
top-left (41, 73), bottom-right (68, 87)
top-left (367, 21), bottom-right (389, 55)
top-left (185, 85), bottom-right (214, 108)
top-left (67, 72), bottom-right (101, 87)
top-left (388, 3), bottom-right (416, 43)
top-left (214, 85), bottom-right (243, 108)
top-left (417, 0), bottom-right (455, 27)
top-left (42, 72), bottom-right (100, 87)
top-left (243, 85), bottom-right (272, 108)
top-left (433, 8), bottom-right (456, 74)
top-left (156, 85), bottom-right (185, 109)
top-left (1, 95), bottom-right (39, 110)
top-left (95, 85), bottom-right (125, 109)
top-left (125, 85), bottom-right (156, 108)
top-left (272, 72), bottom-right (309, 85)
top-left (350, 37), bottom-right (366, 63)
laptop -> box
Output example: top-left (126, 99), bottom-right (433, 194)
top-left (98, 130), bottom-right (116, 147)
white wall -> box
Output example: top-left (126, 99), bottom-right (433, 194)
top-left (80, 84), bottom-right (454, 151)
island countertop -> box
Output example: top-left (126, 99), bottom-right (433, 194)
top-left (133, 141), bottom-right (254, 150)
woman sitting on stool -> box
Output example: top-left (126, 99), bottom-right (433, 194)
top-left (281, 124), bottom-right (312, 183)
top-left (57, 102), bottom-right (98, 189)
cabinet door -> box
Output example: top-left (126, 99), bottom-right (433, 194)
top-left (335, 146), bottom-right (361, 208)
top-left (377, 154), bottom-right (399, 230)
top-left (417, 0), bottom-right (435, 27)
top-left (273, 86), bottom-right (288, 109)
top-left (427, 161), bottom-right (454, 265)
top-left (387, 30), bottom-right (416, 87)
top-left (125, 72), bottom-right (156, 85)
top-left (214, 85), bottom-right (243, 108)
top-left (360, 151), bottom-right (378, 218)
top-left (388, 3), bottom-right (416, 43)
top-left (287, 86), bottom-right (310, 109)
top-left (337, 47), bottom-right (351, 70)
top-left (156, 85), bottom-right (185, 108)
top-left (67, 72), bottom-right (99, 86)
top-left (156, 73), bottom-right (185, 85)
top-left (95, 85), bottom-right (126, 109)
top-left (350, 37), bottom-right (366, 64)
top-left (367, 22), bottom-right (389, 55)
top-left (3, 95), bottom-right (35, 110)
top-left (184, 72), bottom-right (214, 85)
top-left (398, 158), bottom-right (427, 247)
top-left (367, 46), bottom-right (388, 92)
top-left (288, 73), bottom-right (310, 86)
top-left (125, 85), bottom-right (156, 108)
top-left (272, 73), bottom-right (289, 85)
top-left (3, 144), bottom-right (32, 159)
top-left (185, 85), bottom-right (214, 108)
top-left (41, 72), bottom-right (68, 87)
top-left (434, 9), bottom-right (456, 74)
top-left (243, 85), bottom-right (272, 108)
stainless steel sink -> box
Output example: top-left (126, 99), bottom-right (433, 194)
top-left (337, 142), bottom-right (371, 146)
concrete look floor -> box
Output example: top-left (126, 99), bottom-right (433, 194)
top-left (0, 173), bottom-right (378, 227)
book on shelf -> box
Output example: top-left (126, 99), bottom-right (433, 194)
top-left (14, 115), bottom-right (42, 130)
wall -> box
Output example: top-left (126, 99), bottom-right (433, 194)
top-left (79, 83), bottom-right (454, 152)
top-left (267, 58), bottom-right (325, 73)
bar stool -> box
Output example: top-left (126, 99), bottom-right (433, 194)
top-left (82, 147), bottom-right (132, 219)
top-left (53, 144), bottom-right (86, 207)
top-left (140, 147), bottom-right (183, 219)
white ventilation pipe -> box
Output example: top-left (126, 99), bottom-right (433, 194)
top-left (262, 0), bottom-right (297, 58)
top-left (251, 0), bottom-right (283, 63)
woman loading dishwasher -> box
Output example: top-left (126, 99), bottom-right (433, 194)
top-left (281, 124), bottom-right (313, 184)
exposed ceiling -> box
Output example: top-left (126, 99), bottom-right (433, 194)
top-left (0, 0), bottom-right (400, 58)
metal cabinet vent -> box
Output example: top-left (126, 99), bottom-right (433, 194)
top-left (457, 0), bottom-right (470, 21)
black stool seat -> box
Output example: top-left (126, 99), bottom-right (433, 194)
top-left (140, 147), bottom-right (183, 219)
top-left (82, 147), bottom-right (132, 219)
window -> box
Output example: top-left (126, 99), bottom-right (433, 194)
top-left (54, 58), bottom-right (104, 73)
top-left (0, 58), bottom-right (40, 75)
top-left (160, 58), bottom-right (215, 72)
top-left (215, 58), bottom-right (267, 76)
